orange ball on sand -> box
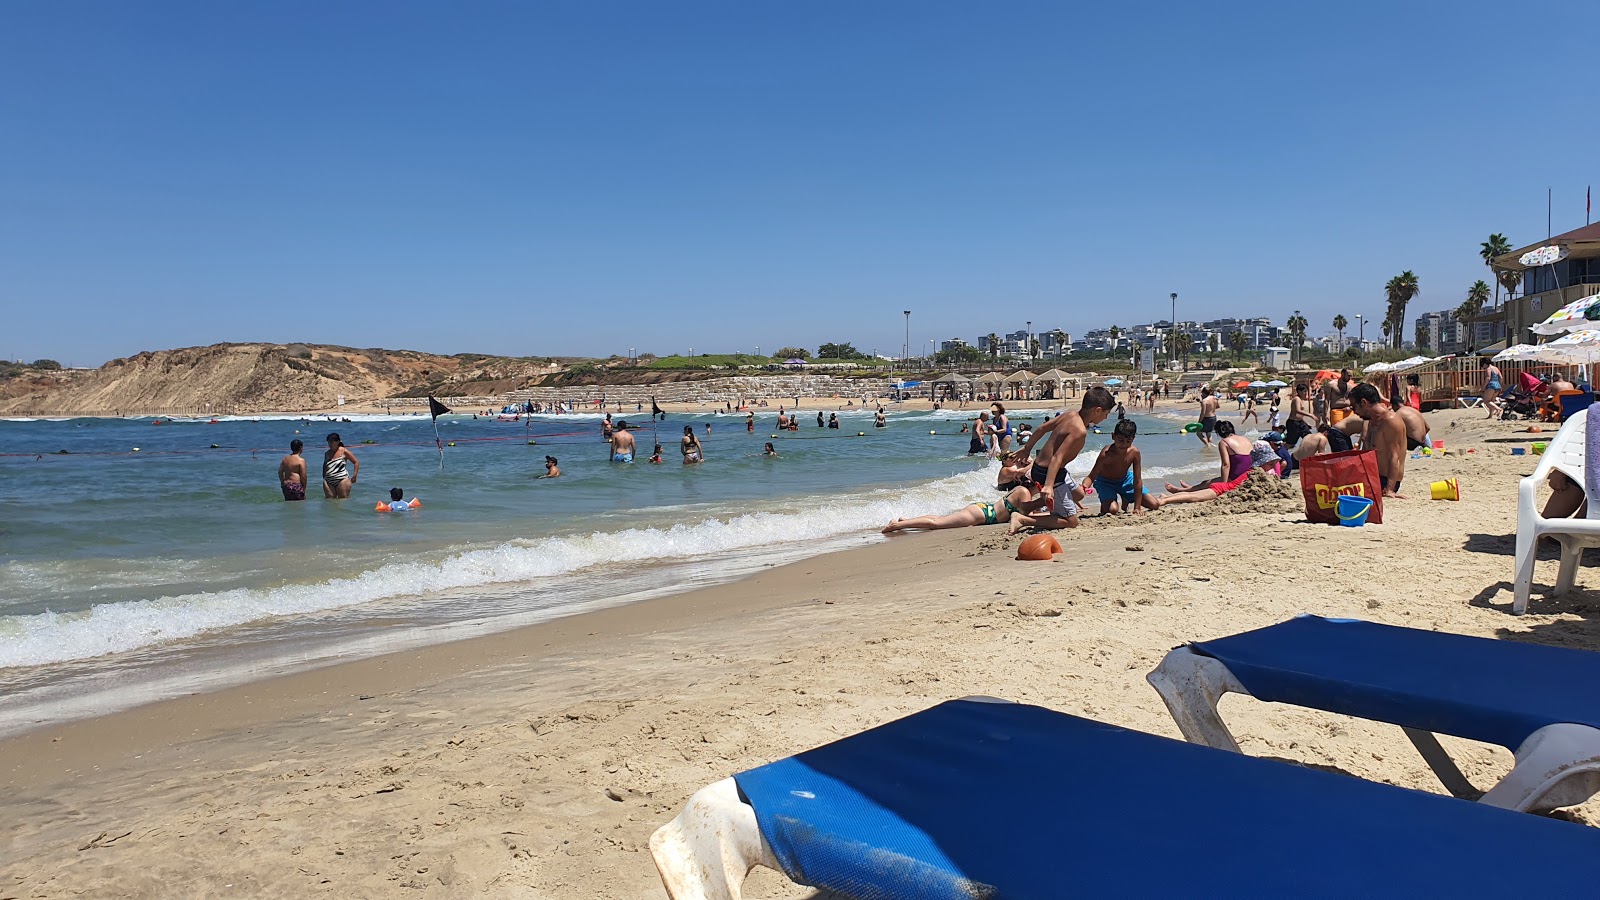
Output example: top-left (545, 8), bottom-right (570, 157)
top-left (1016, 533), bottom-right (1062, 561)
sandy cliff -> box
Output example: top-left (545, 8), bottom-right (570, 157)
top-left (0, 343), bottom-right (554, 415)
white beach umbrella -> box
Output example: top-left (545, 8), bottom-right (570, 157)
top-left (1543, 329), bottom-right (1600, 362)
top-left (1363, 361), bottom-right (1393, 373)
top-left (1248, 380), bottom-right (1268, 388)
top-left (1530, 293), bottom-right (1600, 336)
top-left (1265, 379), bottom-right (1288, 387)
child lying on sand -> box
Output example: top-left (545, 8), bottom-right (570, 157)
top-left (883, 485), bottom-right (1050, 534)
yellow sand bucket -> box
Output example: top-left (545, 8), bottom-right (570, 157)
top-left (1430, 478), bottom-right (1461, 501)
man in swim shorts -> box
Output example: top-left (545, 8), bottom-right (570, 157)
top-left (1195, 388), bottom-right (1219, 447)
top-left (609, 421), bottom-right (636, 462)
top-left (1086, 419), bottom-right (1157, 514)
top-left (1349, 383), bottom-right (1406, 497)
top-left (278, 439), bottom-right (307, 501)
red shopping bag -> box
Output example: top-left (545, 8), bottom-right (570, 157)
top-left (1299, 448), bottom-right (1384, 525)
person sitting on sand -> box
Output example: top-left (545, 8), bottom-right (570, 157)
top-left (1348, 383), bottom-right (1406, 497)
top-left (1152, 420), bottom-right (1259, 507)
top-left (539, 456), bottom-right (561, 478)
top-left (278, 439), bottom-right (308, 501)
top-left (883, 485), bottom-right (1047, 534)
top-left (1265, 431), bottom-right (1293, 477)
top-left (1086, 419), bottom-right (1158, 514)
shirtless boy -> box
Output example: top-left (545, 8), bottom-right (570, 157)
top-left (1086, 418), bottom-right (1158, 514)
top-left (609, 421), bottom-right (636, 462)
top-left (1195, 388), bottom-right (1220, 447)
top-left (1003, 386), bottom-right (1115, 529)
top-left (1349, 383), bottom-right (1406, 497)
top-left (278, 439), bottom-right (308, 501)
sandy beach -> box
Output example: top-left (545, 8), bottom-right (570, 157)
top-left (4, 410), bottom-right (1597, 898)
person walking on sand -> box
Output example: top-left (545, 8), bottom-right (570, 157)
top-left (1195, 388), bottom-right (1220, 447)
top-left (1241, 394), bottom-right (1259, 424)
top-left (278, 439), bottom-right (308, 501)
top-left (1484, 363), bottom-right (1505, 419)
top-left (1349, 383), bottom-right (1407, 497)
top-left (322, 433), bottom-right (359, 499)
top-left (609, 420), bottom-right (636, 462)
top-left (1002, 386), bottom-right (1115, 530)
top-left (681, 425), bottom-right (704, 464)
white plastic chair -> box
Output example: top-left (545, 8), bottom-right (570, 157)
top-left (1513, 408), bottom-right (1600, 614)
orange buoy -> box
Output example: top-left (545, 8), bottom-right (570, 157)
top-left (1016, 533), bottom-right (1062, 561)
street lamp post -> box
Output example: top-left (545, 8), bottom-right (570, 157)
top-left (928, 339), bottom-right (935, 368)
top-left (903, 310), bottom-right (911, 367)
top-left (1353, 315), bottom-right (1364, 356)
top-left (1170, 293), bottom-right (1178, 371)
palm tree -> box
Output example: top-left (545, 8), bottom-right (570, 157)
top-left (1333, 314), bottom-right (1348, 353)
top-left (1457, 280), bottom-right (1491, 353)
top-left (1228, 329), bottom-right (1246, 362)
top-left (1029, 337), bottom-right (1041, 363)
top-left (1107, 325), bottom-right (1122, 350)
top-left (985, 333), bottom-right (1000, 365)
top-left (1286, 311), bottom-right (1309, 362)
top-left (1209, 332), bottom-right (1222, 361)
top-left (1384, 271), bottom-right (1420, 349)
top-left (1481, 234), bottom-right (1512, 308)
top-left (1053, 329), bottom-right (1068, 358)
top-left (1163, 329), bottom-right (1187, 369)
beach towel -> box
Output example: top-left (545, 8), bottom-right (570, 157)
top-left (1299, 448), bottom-right (1383, 525)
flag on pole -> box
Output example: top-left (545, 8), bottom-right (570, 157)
top-left (427, 395), bottom-right (450, 469)
top-left (651, 397), bottom-right (665, 421)
top-left (1589, 185), bottom-right (1592, 224)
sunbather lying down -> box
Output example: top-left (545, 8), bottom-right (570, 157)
top-left (883, 485), bottom-right (1049, 534)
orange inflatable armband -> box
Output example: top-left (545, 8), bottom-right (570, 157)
top-left (1016, 533), bottom-right (1062, 561)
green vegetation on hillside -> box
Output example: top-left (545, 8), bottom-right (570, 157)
top-left (643, 354), bottom-right (775, 369)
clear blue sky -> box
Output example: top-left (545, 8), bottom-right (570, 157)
top-left (3, 1), bottom-right (1597, 366)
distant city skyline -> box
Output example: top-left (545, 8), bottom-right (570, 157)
top-left (3, 2), bottom-right (1597, 368)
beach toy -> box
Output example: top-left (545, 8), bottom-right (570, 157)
top-left (1421, 447), bottom-right (1432, 456)
top-left (1183, 422), bottom-right (1202, 433)
top-left (1533, 442), bottom-right (1548, 455)
top-left (131, 447), bottom-right (139, 452)
top-left (376, 499), bottom-right (421, 512)
top-left (858, 432), bottom-right (866, 436)
top-left (1016, 534), bottom-right (1062, 561)
top-left (527, 440), bottom-right (536, 445)
top-left (930, 430), bottom-right (937, 435)
top-left (1336, 495), bottom-right (1374, 527)
top-left (1511, 447), bottom-right (1526, 456)
top-left (1429, 479), bottom-right (1461, 501)
top-left (1433, 440), bottom-right (1445, 450)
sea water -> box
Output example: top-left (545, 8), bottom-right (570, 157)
top-left (0, 407), bottom-right (1219, 734)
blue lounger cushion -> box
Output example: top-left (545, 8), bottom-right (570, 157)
top-left (1191, 615), bottom-right (1600, 750)
top-left (732, 698), bottom-right (1600, 899)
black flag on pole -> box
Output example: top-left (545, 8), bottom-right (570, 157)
top-left (651, 397), bottom-right (664, 421)
top-left (427, 395), bottom-right (450, 469)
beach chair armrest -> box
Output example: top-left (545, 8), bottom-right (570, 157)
top-left (1146, 647), bottom-right (1251, 752)
top-left (1480, 723), bottom-right (1600, 814)
top-left (650, 778), bottom-right (780, 900)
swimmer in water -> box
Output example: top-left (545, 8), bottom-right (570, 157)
top-left (322, 433), bottom-right (359, 499)
top-left (278, 439), bottom-right (307, 501)
top-left (649, 443), bottom-right (663, 464)
top-left (539, 455), bottom-right (561, 478)
top-left (380, 487), bottom-right (419, 511)
top-left (609, 421), bottom-right (636, 462)
top-left (681, 425), bottom-right (704, 464)
top-left (763, 442), bottom-right (779, 457)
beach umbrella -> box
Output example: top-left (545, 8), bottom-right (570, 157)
top-left (1390, 355), bottom-right (1433, 372)
top-left (1543, 329), bottom-right (1600, 363)
top-left (1520, 245), bottom-right (1569, 267)
top-left (1231, 380), bottom-right (1251, 389)
top-left (1248, 380), bottom-right (1268, 388)
top-left (1265, 379), bottom-right (1288, 387)
top-left (1493, 343), bottom-right (1579, 364)
top-left (1104, 377), bottom-right (1123, 386)
top-left (1363, 361), bottom-right (1393, 373)
top-left (1531, 293), bottom-right (1600, 335)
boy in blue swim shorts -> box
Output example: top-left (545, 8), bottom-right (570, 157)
top-left (1086, 418), bottom-right (1157, 515)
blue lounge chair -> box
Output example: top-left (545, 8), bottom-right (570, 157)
top-left (649, 697), bottom-right (1600, 899)
top-left (1148, 615), bottom-right (1600, 813)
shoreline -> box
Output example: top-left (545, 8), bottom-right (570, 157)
top-left (6, 411), bottom-right (1588, 897)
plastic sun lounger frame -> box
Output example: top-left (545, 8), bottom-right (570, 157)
top-left (1147, 617), bottom-right (1600, 814)
top-left (1513, 407), bottom-right (1600, 614)
top-left (650, 695), bottom-right (1600, 900)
